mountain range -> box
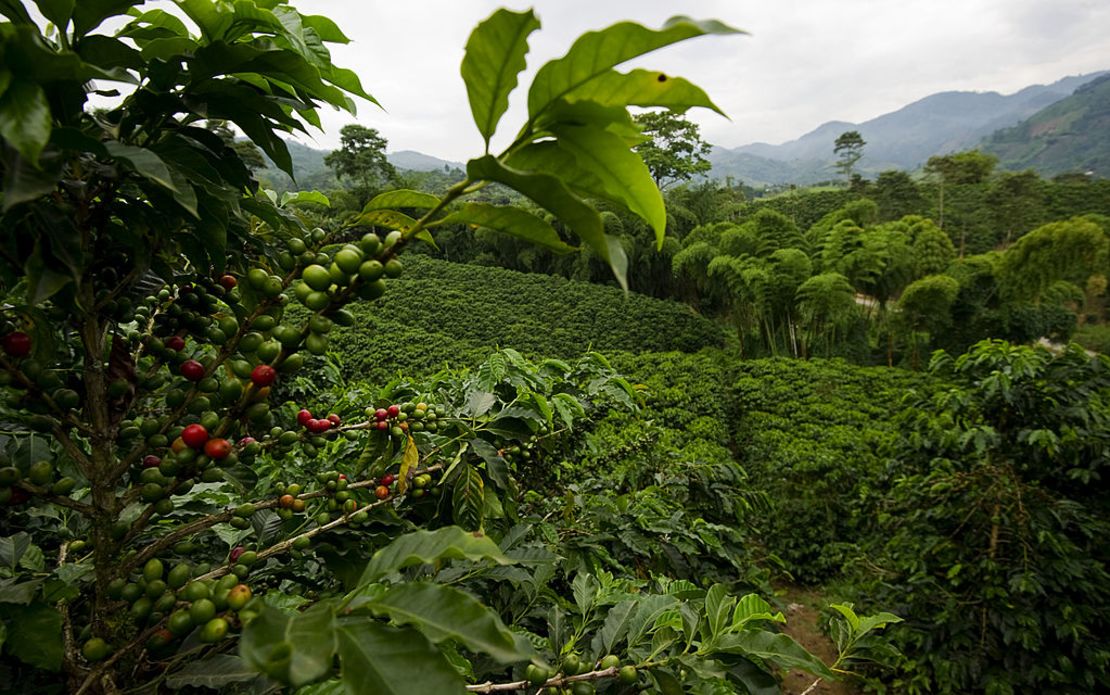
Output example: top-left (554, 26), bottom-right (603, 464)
top-left (264, 71), bottom-right (1108, 190)
top-left (708, 72), bottom-right (1106, 185)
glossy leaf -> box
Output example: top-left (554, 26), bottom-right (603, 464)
top-left (165, 655), bottom-right (260, 690)
top-left (32, 0), bottom-right (74, 29)
top-left (363, 189), bottom-right (439, 212)
top-left (716, 630), bottom-right (836, 679)
top-left (355, 209), bottom-right (417, 231)
top-left (369, 582), bottom-right (532, 663)
top-left (6, 603), bottom-right (62, 670)
top-left (461, 8), bottom-right (540, 146)
top-left (550, 122), bottom-right (666, 245)
top-left (732, 594), bottom-right (785, 629)
top-left (565, 68), bottom-right (724, 115)
top-left (336, 621), bottom-right (466, 695)
top-left (240, 602), bottom-right (338, 687)
top-left (439, 203), bottom-right (573, 254)
top-left (104, 142), bottom-right (178, 193)
top-left (359, 526), bottom-right (510, 585)
top-left (0, 80), bottom-right (51, 164)
top-left (527, 16), bottom-right (742, 120)
top-left (452, 463), bottom-right (485, 531)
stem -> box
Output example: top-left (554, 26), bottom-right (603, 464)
top-left (466, 666), bottom-right (619, 693)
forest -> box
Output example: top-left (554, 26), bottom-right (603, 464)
top-left (0, 2), bottom-right (1107, 695)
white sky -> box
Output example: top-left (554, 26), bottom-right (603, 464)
top-left (140, 1), bottom-right (1110, 160)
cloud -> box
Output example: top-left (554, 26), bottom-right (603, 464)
top-left (292, 1), bottom-right (1109, 159)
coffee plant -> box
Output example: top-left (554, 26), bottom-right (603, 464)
top-left (0, 2), bottom-right (902, 693)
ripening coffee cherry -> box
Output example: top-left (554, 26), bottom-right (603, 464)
top-left (179, 359), bottom-right (205, 381)
top-left (250, 364), bottom-right (276, 387)
top-left (181, 424), bottom-right (209, 449)
top-left (1, 331), bottom-right (31, 357)
top-left (165, 335), bottom-right (186, 352)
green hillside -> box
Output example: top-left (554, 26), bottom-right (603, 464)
top-left (318, 256), bottom-right (727, 383)
top-left (984, 73), bottom-right (1110, 176)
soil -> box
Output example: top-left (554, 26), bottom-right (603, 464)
top-left (776, 587), bottom-right (859, 695)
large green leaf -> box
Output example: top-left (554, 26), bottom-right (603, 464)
top-left (355, 209), bottom-right (417, 231)
top-left (550, 122), bottom-right (666, 245)
top-left (359, 526), bottom-right (510, 585)
top-left (527, 17), bottom-right (741, 121)
top-left (6, 603), bottom-right (62, 670)
top-left (716, 630), bottom-right (836, 679)
top-left (439, 203), bottom-right (573, 254)
top-left (461, 8), bottom-right (540, 147)
top-left (72, 0), bottom-right (134, 35)
top-left (566, 68), bottom-right (724, 115)
top-left (363, 189), bottom-right (440, 212)
top-left (240, 602), bottom-right (338, 687)
top-left (165, 655), bottom-right (261, 690)
top-left (336, 621), bottom-right (466, 695)
top-left (0, 80), bottom-right (51, 164)
top-left (452, 463), bottom-right (485, 531)
top-left (104, 142), bottom-right (178, 193)
top-left (370, 582), bottom-right (532, 663)
top-left (465, 154), bottom-right (633, 287)
top-left (32, 0), bottom-right (74, 29)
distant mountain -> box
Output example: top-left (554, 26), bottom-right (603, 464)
top-left (983, 73), bottom-right (1110, 177)
top-left (256, 141), bottom-right (464, 193)
top-left (388, 150), bottom-right (464, 172)
top-left (710, 72), bottom-right (1106, 184)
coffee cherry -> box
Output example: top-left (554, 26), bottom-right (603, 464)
top-left (165, 335), bottom-right (186, 351)
top-left (142, 455), bottom-right (162, 468)
top-left (374, 485), bottom-right (390, 500)
top-left (204, 438), bottom-right (231, 460)
top-left (307, 418), bottom-right (331, 434)
top-left (250, 365), bottom-right (276, 387)
top-left (380, 473), bottom-right (395, 486)
top-left (2, 331), bottom-right (31, 357)
top-left (179, 359), bottom-right (205, 381)
top-left (386, 404), bottom-right (400, 418)
top-left (327, 413), bottom-right (341, 426)
top-left (218, 274), bottom-right (238, 290)
top-left (297, 409), bottom-right (313, 427)
top-left (181, 424), bottom-right (208, 449)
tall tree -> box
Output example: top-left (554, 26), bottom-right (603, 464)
top-left (634, 111), bottom-right (713, 189)
top-left (324, 124), bottom-right (398, 201)
top-left (833, 130), bottom-right (866, 181)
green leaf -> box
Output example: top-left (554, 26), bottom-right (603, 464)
top-left (731, 594), bottom-right (785, 629)
top-left (0, 578), bottom-right (43, 604)
top-left (369, 582), bottom-right (532, 663)
top-left (566, 68), bottom-right (724, 115)
top-left (550, 122), bottom-right (665, 244)
top-left (716, 630), bottom-right (835, 679)
top-left (465, 155), bottom-right (631, 287)
top-left (461, 8), bottom-right (540, 147)
top-left (336, 620), bottom-right (466, 695)
top-left (302, 14), bottom-right (350, 43)
top-left (439, 203), bottom-right (573, 254)
top-left (72, 0), bottom-right (134, 35)
top-left (356, 209), bottom-right (417, 231)
top-left (469, 437), bottom-right (509, 490)
top-left (0, 81), bottom-right (52, 164)
top-left (705, 584), bottom-right (736, 640)
top-left (6, 603), bottom-right (62, 670)
top-left (452, 463), bottom-right (485, 531)
top-left (596, 599), bottom-right (637, 654)
top-left (240, 602), bottom-right (338, 687)
top-left (104, 142), bottom-right (178, 193)
top-left (363, 189), bottom-right (440, 212)
top-left (359, 526), bottom-right (511, 585)
top-left (280, 190), bottom-right (330, 208)
top-left (0, 533), bottom-right (30, 570)
top-left (166, 655), bottom-right (261, 690)
top-left (527, 16), bottom-right (742, 121)
top-left (33, 0), bottom-right (74, 29)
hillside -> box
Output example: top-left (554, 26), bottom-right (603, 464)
top-left (256, 140), bottom-right (463, 193)
top-left (983, 73), bottom-right (1110, 176)
top-left (317, 255), bottom-right (727, 383)
top-left (710, 72), bottom-right (1105, 184)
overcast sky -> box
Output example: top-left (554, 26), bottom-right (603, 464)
top-left (291, 0), bottom-right (1108, 161)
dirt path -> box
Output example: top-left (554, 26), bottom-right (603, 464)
top-left (776, 587), bottom-right (859, 695)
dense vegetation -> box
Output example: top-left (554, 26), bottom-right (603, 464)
top-left (1, 2), bottom-right (1108, 695)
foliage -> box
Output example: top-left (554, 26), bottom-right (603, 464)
top-left (323, 124), bottom-right (398, 203)
top-left (860, 341), bottom-right (1110, 693)
top-left (833, 131), bottom-right (866, 181)
top-left (634, 110), bottom-right (714, 189)
top-left (319, 255), bottom-right (725, 384)
top-left (731, 358), bottom-right (934, 583)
